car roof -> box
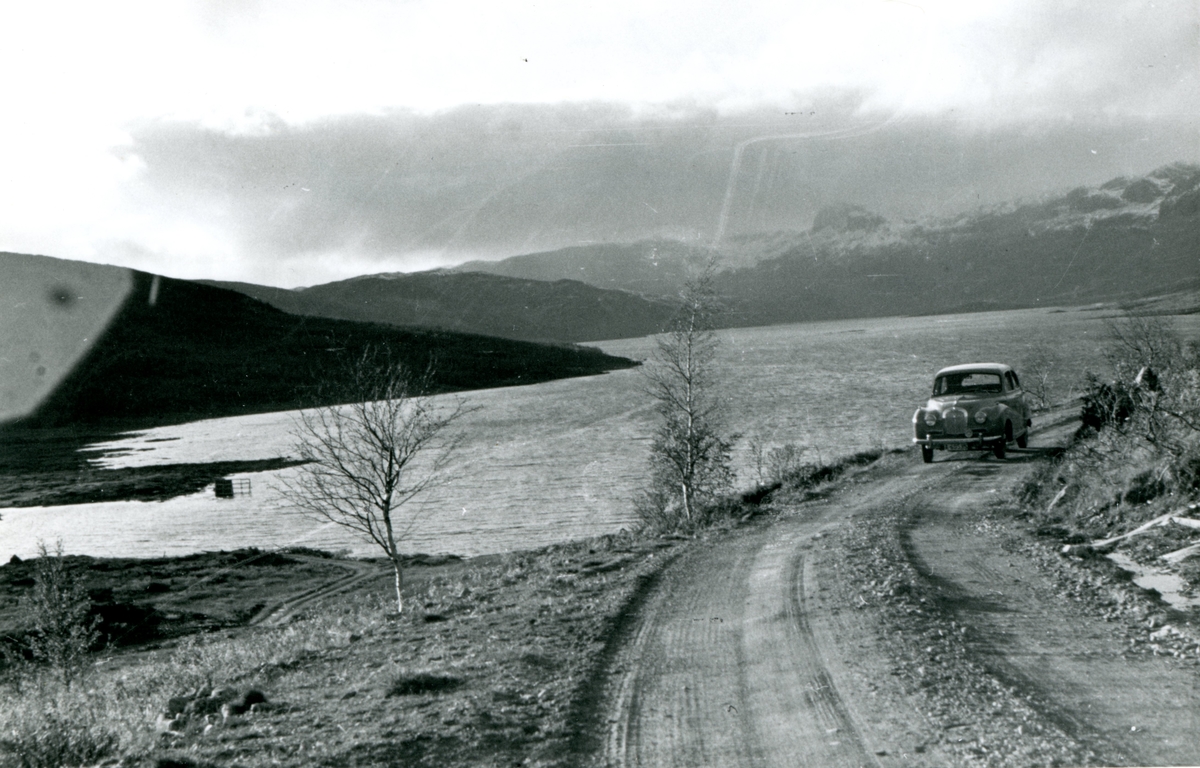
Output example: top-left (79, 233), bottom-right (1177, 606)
top-left (934, 363), bottom-right (1013, 377)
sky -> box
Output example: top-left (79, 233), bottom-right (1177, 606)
top-left (0, 0), bottom-right (1196, 287)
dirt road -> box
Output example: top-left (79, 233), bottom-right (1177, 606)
top-left (597, 417), bottom-right (1200, 767)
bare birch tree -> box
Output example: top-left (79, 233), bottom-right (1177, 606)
top-left (637, 270), bottom-right (736, 532)
top-left (280, 350), bottom-right (471, 613)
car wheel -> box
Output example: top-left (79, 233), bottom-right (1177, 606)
top-left (921, 445), bottom-right (933, 463)
top-left (994, 422), bottom-right (1012, 459)
top-left (1016, 431), bottom-right (1028, 449)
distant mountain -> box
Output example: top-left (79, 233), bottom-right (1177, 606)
top-left (171, 162), bottom-right (1199, 354)
top-left (455, 162), bottom-right (1200, 324)
top-left (810, 203), bottom-right (887, 234)
top-left (1, 253), bottom-right (636, 429)
top-left (451, 240), bottom-right (718, 298)
top-left (205, 271), bottom-right (677, 343)
top-left (715, 162), bottom-right (1200, 325)
top-left (451, 232), bottom-right (806, 298)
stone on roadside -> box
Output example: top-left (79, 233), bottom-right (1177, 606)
top-left (222, 689), bottom-right (269, 718)
top-left (155, 713), bottom-right (184, 734)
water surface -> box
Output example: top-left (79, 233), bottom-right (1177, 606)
top-left (3, 306), bottom-right (1192, 560)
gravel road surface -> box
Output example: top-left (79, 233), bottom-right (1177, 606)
top-left (596, 414), bottom-right (1200, 767)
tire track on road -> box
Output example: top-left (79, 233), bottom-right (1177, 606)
top-left (604, 540), bottom-right (759, 767)
top-left (600, 459), bottom-right (937, 768)
top-left (739, 532), bottom-right (878, 767)
top-left (904, 485), bottom-right (1200, 765)
top-left (597, 400), bottom-right (1128, 767)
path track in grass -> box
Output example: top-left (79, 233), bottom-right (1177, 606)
top-left (248, 556), bottom-right (384, 627)
top-left (595, 405), bottom-right (1200, 767)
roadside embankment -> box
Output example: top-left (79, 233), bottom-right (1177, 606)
top-left (823, 434), bottom-right (1200, 766)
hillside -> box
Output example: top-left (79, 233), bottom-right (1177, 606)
top-left (455, 162), bottom-right (1200, 324)
top-left (204, 271), bottom-right (676, 343)
top-left (0, 253), bottom-right (637, 431)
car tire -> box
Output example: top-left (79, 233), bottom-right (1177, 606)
top-left (1016, 432), bottom-right (1028, 449)
top-left (921, 445), bottom-right (933, 463)
top-left (994, 422), bottom-right (1012, 459)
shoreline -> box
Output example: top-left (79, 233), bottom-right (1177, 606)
top-left (0, 456), bottom-right (307, 509)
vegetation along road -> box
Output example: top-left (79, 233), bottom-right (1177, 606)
top-left (595, 408), bottom-right (1200, 768)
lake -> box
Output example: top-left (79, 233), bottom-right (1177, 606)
top-left (2, 306), bottom-right (1194, 560)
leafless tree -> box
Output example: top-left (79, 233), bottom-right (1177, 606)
top-left (747, 432), bottom-right (768, 486)
top-left (280, 350), bottom-right (472, 613)
top-left (1075, 312), bottom-right (1200, 492)
top-left (1020, 344), bottom-right (1058, 411)
top-left (637, 269), bottom-right (736, 532)
top-left (1102, 311), bottom-right (1200, 452)
top-left (1105, 311), bottom-right (1184, 374)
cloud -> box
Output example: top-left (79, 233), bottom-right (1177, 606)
top-left (4, 2), bottom-right (1195, 122)
top-left (105, 103), bottom-right (1196, 286)
top-left (929, 1), bottom-right (1200, 121)
top-left (120, 104), bottom-right (734, 280)
top-left (0, 1), bottom-right (1195, 285)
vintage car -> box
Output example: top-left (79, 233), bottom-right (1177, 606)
top-left (913, 363), bottom-right (1032, 462)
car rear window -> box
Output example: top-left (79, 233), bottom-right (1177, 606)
top-left (934, 372), bottom-right (1003, 395)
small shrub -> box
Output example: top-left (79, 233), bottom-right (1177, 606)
top-left (765, 444), bottom-right (806, 485)
top-left (1079, 374), bottom-right (1136, 432)
top-left (386, 673), bottom-right (463, 697)
top-left (0, 711), bottom-right (121, 768)
top-left (1123, 469), bottom-right (1168, 504)
top-left (1021, 345), bottom-right (1058, 410)
top-left (778, 461), bottom-right (839, 490)
top-left (694, 497), bottom-right (745, 529)
top-left (777, 450), bottom-right (883, 493)
top-left (1179, 559), bottom-right (1200, 596)
top-left (1015, 462), bottom-right (1056, 507)
top-left (281, 546), bottom-right (338, 558)
top-left (21, 543), bottom-right (99, 687)
top-left (633, 487), bottom-right (686, 535)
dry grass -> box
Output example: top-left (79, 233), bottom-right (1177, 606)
top-left (0, 535), bottom-right (679, 767)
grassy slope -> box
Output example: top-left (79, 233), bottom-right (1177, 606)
top-left (0, 537), bottom-right (684, 768)
top-left (0, 549), bottom-right (357, 648)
